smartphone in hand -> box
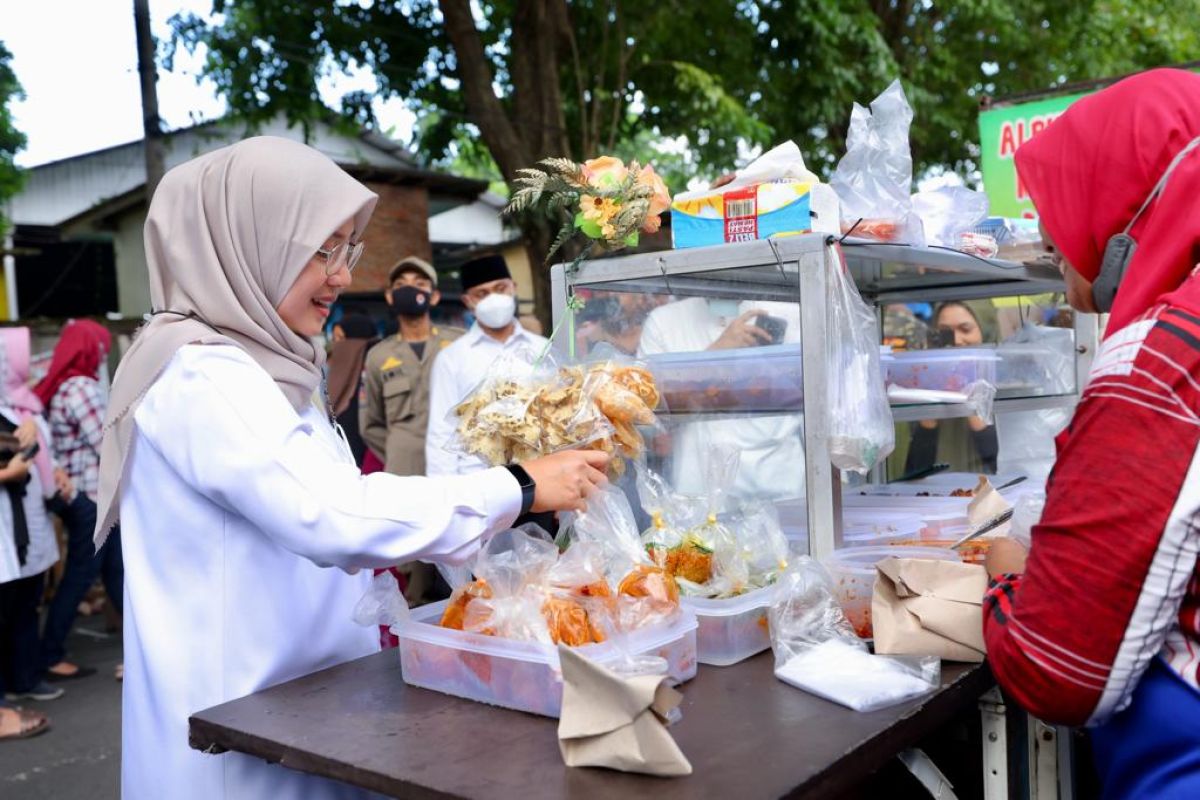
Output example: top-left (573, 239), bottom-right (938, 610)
top-left (19, 442), bottom-right (39, 461)
top-left (755, 314), bottom-right (787, 345)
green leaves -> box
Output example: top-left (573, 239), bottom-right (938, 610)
top-left (0, 41), bottom-right (25, 233)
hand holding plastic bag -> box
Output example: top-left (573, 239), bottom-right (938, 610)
top-left (825, 243), bottom-right (895, 473)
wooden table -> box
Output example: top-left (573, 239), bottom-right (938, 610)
top-left (189, 649), bottom-right (993, 799)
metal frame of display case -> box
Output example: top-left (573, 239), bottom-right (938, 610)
top-left (550, 233), bottom-right (1092, 562)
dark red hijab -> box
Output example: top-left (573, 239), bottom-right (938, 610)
top-left (1015, 68), bottom-right (1200, 335)
top-left (35, 319), bottom-right (112, 406)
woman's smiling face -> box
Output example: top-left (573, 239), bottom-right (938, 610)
top-left (276, 218), bottom-right (355, 337)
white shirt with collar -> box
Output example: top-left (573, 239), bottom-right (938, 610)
top-left (120, 343), bottom-right (522, 800)
top-left (425, 321), bottom-right (549, 476)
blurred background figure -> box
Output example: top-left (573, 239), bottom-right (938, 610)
top-left (326, 313), bottom-right (378, 467)
top-left (35, 320), bottom-right (122, 682)
top-left (903, 301), bottom-right (999, 475)
top-left (0, 327), bottom-right (63, 711)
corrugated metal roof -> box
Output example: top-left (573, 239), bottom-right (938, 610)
top-left (11, 117), bottom-right (422, 227)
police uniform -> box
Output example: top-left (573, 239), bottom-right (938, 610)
top-left (360, 325), bottom-right (464, 476)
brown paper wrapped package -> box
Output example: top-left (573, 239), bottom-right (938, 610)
top-left (872, 557), bottom-right (988, 663)
top-left (557, 645), bottom-right (692, 776)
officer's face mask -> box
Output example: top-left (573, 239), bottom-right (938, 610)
top-left (392, 285), bottom-right (433, 318)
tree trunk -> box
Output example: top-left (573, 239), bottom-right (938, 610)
top-left (133, 0), bottom-right (165, 203)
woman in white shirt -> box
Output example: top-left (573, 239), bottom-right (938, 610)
top-left (95, 137), bottom-right (608, 800)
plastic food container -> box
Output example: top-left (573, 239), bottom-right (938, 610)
top-left (645, 343), bottom-right (804, 413)
top-left (842, 510), bottom-right (925, 547)
top-left (995, 338), bottom-right (1076, 397)
top-left (885, 348), bottom-right (999, 393)
top-left (901, 526), bottom-right (994, 565)
top-left (823, 546), bottom-right (961, 639)
top-left (682, 585), bottom-right (775, 666)
top-left (395, 599), bottom-right (698, 718)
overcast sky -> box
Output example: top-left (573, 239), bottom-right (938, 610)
top-left (6, 0), bottom-right (415, 167)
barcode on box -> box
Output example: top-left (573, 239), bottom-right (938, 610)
top-left (725, 198), bottom-right (756, 218)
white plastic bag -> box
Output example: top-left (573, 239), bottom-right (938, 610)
top-left (912, 186), bottom-right (989, 248)
top-left (825, 243), bottom-right (895, 473)
top-left (768, 557), bottom-right (939, 712)
top-left (352, 571), bottom-right (410, 629)
top-left (831, 80), bottom-right (924, 245)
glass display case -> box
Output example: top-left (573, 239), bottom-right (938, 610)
top-left (550, 233), bottom-right (1095, 561)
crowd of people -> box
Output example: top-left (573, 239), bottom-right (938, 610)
top-left (0, 320), bottom-right (119, 740)
top-left (8, 68), bottom-right (1200, 800)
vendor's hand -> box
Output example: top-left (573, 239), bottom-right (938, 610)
top-left (522, 450), bottom-right (610, 513)
top-left (14, 418), bottom-right (36, 450)
top-left (54, 467), bottom-right (74, 500)
top-left (2, 454), bottom-right (30, 483)
top-left (985, 537), bottom-right (1028, 580)
top-left (708, 309), bottom-right (772, 350)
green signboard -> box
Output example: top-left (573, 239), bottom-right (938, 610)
top-left (979, 91), bottom-right (1088, 218)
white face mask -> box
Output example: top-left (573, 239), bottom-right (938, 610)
top-left (473, 292), bottom-right (517, 330)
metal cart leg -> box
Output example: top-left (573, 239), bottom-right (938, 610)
top-left (980, 688), bottom-right (1010, 800)
top-left (898, 748), bottom-right (959, 799)
top-left (1027, 718), bottom-right (1072, 800)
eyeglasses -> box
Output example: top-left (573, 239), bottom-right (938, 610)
top-left (316, 240), bottom-right (365, 277)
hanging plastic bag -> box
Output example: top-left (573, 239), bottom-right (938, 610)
top-left (768, 557), bottom-right (939, 712)
top-left (825, 243), bottom-right (895, 473)
top-left (352, 570), bottom-right (411, 630)
top-left (831, 79), bottom-right (924, 245)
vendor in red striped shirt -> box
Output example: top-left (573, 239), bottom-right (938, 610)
top-left (984, 68), bottom-right (1200, 797)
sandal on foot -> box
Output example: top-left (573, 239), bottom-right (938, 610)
top-left (0, 708), bottom-right (50, 740)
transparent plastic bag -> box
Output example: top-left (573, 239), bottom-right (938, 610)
top-left (451, 525), bottom-right (558, 641)
top-left (352, 570), bottom-right (411, 629)
top-left (831, 79), bottom-right (923, 245)
top-left (768, 557), bottom-right (938, 712)
top-left (734, 501), bottom-right (791, 588)
top-left (912, 187), bottom-right (989, 248)
top-left (767, 556), bottom-right (863, 669)
top-left (826, 243), bottom-right (895, 473)
top-left (563, 483), bottom-right (653, 586)
top-left (774, 638), bottom-right (941, 712)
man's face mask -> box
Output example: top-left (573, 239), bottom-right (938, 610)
top-left (392, 285), bottom-right (432, 317)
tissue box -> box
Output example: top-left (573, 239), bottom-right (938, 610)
top-left (671, 181), bottom-right (838, 249)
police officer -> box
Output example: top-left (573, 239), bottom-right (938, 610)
top-left (361, 256), bottom-right (463, 477)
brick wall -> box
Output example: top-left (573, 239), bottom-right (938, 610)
top-left (351, 182), bottom-right (431, 293)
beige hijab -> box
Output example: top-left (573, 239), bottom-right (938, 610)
top-left (94, 136), bottom-right (378, 547)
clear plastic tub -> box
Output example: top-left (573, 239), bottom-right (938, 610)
top-left (823, 546), bottom-right (961, 639)
top-left (395, 599), bottom-right (699, 718)
top-left (645, 343), bottom-right (804, 413)
top-left (885, 348), bottom-right (999, 393)
top-left (682, 585), bottom-right (774, 666)
top-left (843, 510), bottom-right (925, 546)
top-left (995, 335), bottom-right (1076, 397)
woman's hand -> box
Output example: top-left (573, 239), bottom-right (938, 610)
top-left (522, 450), bottom-right (610, 513)
top-left (985, 537), bottom-right (1028, 580)
top-left (14, 418), bottom-right (36, 450)
top-left (54, 468), bottom-right (74, 500)
top-left (1, 454), bottom-right (30, 483)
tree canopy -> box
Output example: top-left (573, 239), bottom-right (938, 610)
top-left (0, 41), bottom-right (26, 233)
top-left (169, 0), bottom-right (1200, 317)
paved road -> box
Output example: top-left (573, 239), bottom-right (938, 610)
top-left (0, 613), bottom-right (122, 800)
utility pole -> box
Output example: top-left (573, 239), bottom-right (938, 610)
top-left (134, 0), bottom-right (165, 202)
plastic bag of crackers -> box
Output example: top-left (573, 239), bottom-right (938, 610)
top-left (448, 345), bottom-right (660, 479)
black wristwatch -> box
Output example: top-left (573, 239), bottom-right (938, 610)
top-left (504, 464), bottom-right (537, 516)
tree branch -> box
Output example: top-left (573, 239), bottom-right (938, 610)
top-left (437, 0), bottom-right (528, 178)
top-left (558, 0), bottom-right (588, 160)
top-left (607, 0), bottom-right (628, 153)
